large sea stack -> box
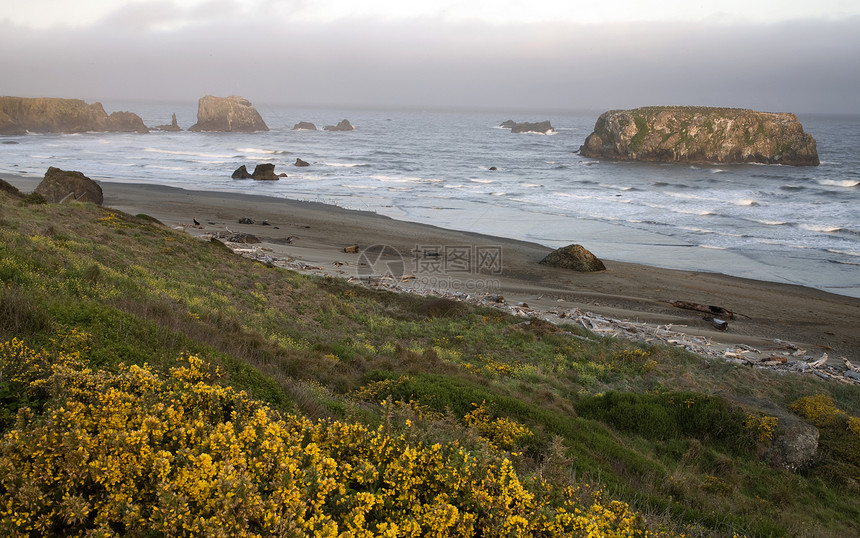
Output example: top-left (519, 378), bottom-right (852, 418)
top-left (579, 106), bottom-right (819, 166)
top-left (0, 97), bottom-right (149, 135)
top-left (188, 95), bottom-right (268, 132)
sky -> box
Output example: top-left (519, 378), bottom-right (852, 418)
top-left (2, 0), bottom-right (859, 114)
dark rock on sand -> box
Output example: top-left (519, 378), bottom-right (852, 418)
top-left (34, 167), bottom-right (103, 205)
top-left (232, 165), bottom-right (252, 179)
top-left (539, 244), bottom-right (606, 272)
top-left (0, 96), bottom-right (149, 134)
top-left (251, 163), bottom-right (279, 180)
top-left (292, 121), bottom-right (317, 131)
top-left (295, 158), bottom-right (310, 167)
top-left (324, 119), bottom-right (354, 131)
top-left (188, 95), bottom-right (268, 132)
top-left (579, 106), bottom-right (819, 166)
top-left (238, 217), bottom-right (255, 224)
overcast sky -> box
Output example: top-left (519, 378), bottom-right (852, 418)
top-left (3, 0), bottom-right (859, 114)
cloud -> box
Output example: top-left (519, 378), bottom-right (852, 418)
top-left (1, 13), bottom-right (858, 114)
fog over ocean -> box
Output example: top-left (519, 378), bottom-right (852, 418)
top-left (2, 104), bottom-right (858, 297)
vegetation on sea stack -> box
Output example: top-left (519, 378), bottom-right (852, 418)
top-left (579, 106), bottom-right (820, 166)
top-left (0, 191), bottom-right (858, 536)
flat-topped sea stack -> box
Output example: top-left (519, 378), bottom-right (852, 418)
top-left (188, 95), bottom-right (268, 132)
top-left (500, 120), bottom-right (554, 134)
top-left (579, 106), bottom-right (819, 166)
top-left (0, 97), bottom-right (149, 135)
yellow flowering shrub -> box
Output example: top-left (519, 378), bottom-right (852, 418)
top-left (463, 401), bottom-right (533, 451)
top-left (745, 414), bottom-right (778, 443)
top-left (790, 394), bottom-right (844, 427)
top-left (847, 416), bottom-right (860, 437)
top-left (1, 340), bottom-right (664, 537)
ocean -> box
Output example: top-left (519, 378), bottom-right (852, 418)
top-left (2, 103), bottom-right (858, 298)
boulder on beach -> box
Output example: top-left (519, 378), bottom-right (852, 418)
top-left (34, 167), bottom-right (103, 205)
top-left (292, 121), bottom-right (317, 131)
top-left (579, 106), bottom-right (819, 166)
top-left (155, 113), bottom-right (182, 132)
top-left (188, 95), bottom-right (268, 132)
top-left (539, 244), bottom-right (605, 272)
top-left (0, 97), bottom-right (149, 134)
top-left (294, 158), bottom-right (310, 167)
top-left (251, 163), bottom-right (279, 180)
top-left (324, 119), bottom-right (354, 132)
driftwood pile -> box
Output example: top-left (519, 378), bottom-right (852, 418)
top-left (215, 240), bottom-right (859, 386)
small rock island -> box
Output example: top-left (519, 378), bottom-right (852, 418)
top-left (579, 106), bottom-right (819, 166)
top-left (500, 120), bottom-right (554, 134)
top-left (188, 95), bottom-right (269, 132)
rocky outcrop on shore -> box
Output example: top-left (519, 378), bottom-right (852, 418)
top-left (500, 120), bottom-right (554, 134)
top-left (34, 167), bottom-right (103, 205)
top-left (579, 106), bottom-right (819, 166)
top-left (0, 97), bottom-right (149, 135)
top-left (539, 244), bottom-right (606, 272)
top-left (188, 95), bottom-right (268, 132)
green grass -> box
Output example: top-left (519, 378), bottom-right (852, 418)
top-left (1, 191), bottom-right (858, 537)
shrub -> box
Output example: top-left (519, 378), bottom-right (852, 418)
top-left (0, 340), bottom-right (662, 537)
top-left (790, 394), bottom-right (843, 427)
top-left (574, 391), bottom-right (748, 447)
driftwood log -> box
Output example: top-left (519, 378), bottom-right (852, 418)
top-left (661, 300), bottom-right (743, 320)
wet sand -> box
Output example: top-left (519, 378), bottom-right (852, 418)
top-left (6, 175), bottom-right (860, 361)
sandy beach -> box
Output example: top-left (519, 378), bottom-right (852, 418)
top-left (6, 175), bottom-right (859, 362)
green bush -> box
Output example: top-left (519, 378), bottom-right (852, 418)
top-left (574, 391), bottom-right (748, 448)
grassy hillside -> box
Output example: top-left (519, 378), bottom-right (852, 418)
top-left (1, 191), bottom-right (858, 536)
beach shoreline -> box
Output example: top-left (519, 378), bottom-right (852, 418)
top-left (5, 174), bottom-right (860, 362)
